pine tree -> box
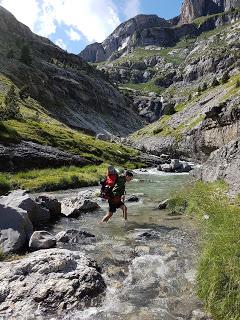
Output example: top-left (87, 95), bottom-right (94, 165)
top-left (221, 71), bottom-right (230, 84)
top-left (20, 45), bottom-right (32, 65)
top-left (4, 85), bottom-right (21, 119)
top-left (211, 77), bottom-right (219, 87)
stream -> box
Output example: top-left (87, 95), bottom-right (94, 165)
top-left (45, 169), bottom-right (204, 320)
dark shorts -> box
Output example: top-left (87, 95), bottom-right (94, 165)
top-left (108, 199), bottom-right (124, 213)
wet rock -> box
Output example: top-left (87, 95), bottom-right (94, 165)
top-left (0, 249), bottom-right (106, 318)
top-left (56, 229), bottom-right (95, 244)
top-left (136, 230), bottom-right (160, 241)
top-left (29, 231), bottom-right (56, 251)
top-left (161, 164), bottom-right (173, 172)
top-left (158, 199), bottom-right (169, 210)
top-left (61, 196), bottom-right (100, 217)
top-left (170, 159), bottom-right (182, 171)
top-left (126, 195), bottom-right (139, 202)
top-left (0, 204), bottom-right (33, 254)
top-left (0, 190), bottom-right (50, 227)
top-left (35, 195), bottom-right (61, 217)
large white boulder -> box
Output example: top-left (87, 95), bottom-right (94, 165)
top-left (0, 190), bottom-right (50, 226)
top-left (0, 249), bottom-right (106, 318)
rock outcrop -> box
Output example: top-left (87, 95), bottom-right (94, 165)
top-left (0, 249), bottom-right (106, 318)
top-left (193, 139), bottom-right (240, 195)
top-left (0, 141), bottom-right (92, 172)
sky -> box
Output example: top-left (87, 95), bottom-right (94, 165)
top-left (0, 0), bottom-right (183, 54)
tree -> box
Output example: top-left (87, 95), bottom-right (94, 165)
top-left (202, 82), bottom-right (208, 91)
top-left (20, 45), bottom-right (32, 65)
top-left (7, 49), bottom-right (14, 59)
top-left (236, 79), bottom-right (240, 88)
top-left (221, 71), bottom-right (230, 84)
top-left (3, 85), bottom-right (21, 119)
top-left (211, 77), bottom-right (219, 87)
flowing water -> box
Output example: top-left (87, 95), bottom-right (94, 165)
top-left (47, 169), bottom-right (203, 320)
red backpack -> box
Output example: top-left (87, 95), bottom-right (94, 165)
top-left (100, 166), bottom-right (118, 200)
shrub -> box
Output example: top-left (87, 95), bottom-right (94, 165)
top-left (0, 250), bottom-right (4, 261)
top-left (202, 82), bottom-right (208, 91)
top-left (221, 71), bottom-right (230, 84)
top-left (211, 77), bottom-right (220, 87)
top-left (235, 79), bottom-right (240, 88)
top-left (188, 93), bottom-right (192, 101)
top-left (2, 85), bottom-right (21, 120)
top-left (20, 45), bottom-right (32, 66)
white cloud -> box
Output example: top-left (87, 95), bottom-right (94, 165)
top-left (0, 0), bottom-right (40, 30)
top-left (0, 0), bottom-right (121, 42)
top-left (55, 38), bottom-right (67, 50)
top-left (123, 0), bottom-right (141, 20)
top-left (66, 28), bottom-right (81, 41)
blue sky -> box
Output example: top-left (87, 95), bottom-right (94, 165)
top-left (0, 0), bottom-right (183, 54)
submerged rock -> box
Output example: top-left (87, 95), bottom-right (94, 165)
top-left (29, 231), bottom-right (56, 251)
top-left (126, 195), bottom-right (140, 202)
top-left (0, 204), bottom-right (33, 254)
top-left (56, 229), bottom-right (95, 244)
top-left (0, 249), bottom-right (106, 318)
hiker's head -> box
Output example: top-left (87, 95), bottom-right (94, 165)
top-left (125, 170), bottom-right (134, 182)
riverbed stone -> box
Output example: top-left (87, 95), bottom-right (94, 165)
top-left (161, 164), bottom-right (173, 172)
top-left (0, 204), bottom-right (33, 254)
top-left (29, 231), bottom-right (56, 250)
top-left (0, 249), bottom-right (106, 318)
top-left (61, 197), bottom-right (100, 217)
top-left (158, 199), bottom-right (169, 210)
top-left (56, 229), bottom-right (95, 244)
top-left (35, 195), bottom-right (61, 217)
top-left (126, 195), bottom-right (139, 202)
top-left (0, 190), bottom-right (50, 227)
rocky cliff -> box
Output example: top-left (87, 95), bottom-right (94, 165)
top-left (0, 6), bottom-right (144, 136)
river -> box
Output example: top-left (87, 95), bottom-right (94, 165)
top-left (46, 169), bottom-right (204, 320)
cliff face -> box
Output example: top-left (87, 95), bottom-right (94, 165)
top-left (179, 0), bottom-right (240, 24)
top-left (0, 6), bottom-right (144, 136)
top-left (79, 14), bottom-right (170, 63)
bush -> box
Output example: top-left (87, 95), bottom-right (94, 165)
top-left (0, 250), bottom-right (4, 261)
top-left (235, 79), bottom-right (240, 88)
top-left (20, 45), bottom-right (32, 66)
top-left (221, 71), bottom-right (230, 84)
top-left (202, 82), bottom-right (208, 91)
top-left (1, 85), bottom-right (22, 120)
top-left (211, 77), bottom-right (220, 87)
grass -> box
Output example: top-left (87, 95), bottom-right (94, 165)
top-left (0, 164), bottom-right (106, 192)
top-left (0, 173), bottom-right (12, 195)
top-left (169, 181), bottom-right (240, 320)
top-left (0, 162), bottom-right (142, 192)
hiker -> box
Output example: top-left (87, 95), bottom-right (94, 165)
top-left (100, 170), bottom-right (134, 224)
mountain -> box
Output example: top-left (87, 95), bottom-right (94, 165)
top-left (79, 0), bottom-right (240, 64)
top-left (0, 5), bottom-right (143, 137)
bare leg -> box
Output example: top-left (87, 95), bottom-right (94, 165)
top-left (99, 212), bottom-right (113, 223)
top-left (120, 204), bottom-right (127, 220)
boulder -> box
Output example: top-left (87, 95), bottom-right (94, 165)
top-left (180, 162), bottom-right (192, 172)
top-left (161, 164), bottom-right (173, 172)
top-left (0, 204), bottom-right (33, 254)
top-left (158, 199), bottom-right (169, 210)
top-left (29, 231), bottom-right (56, 250)
top-left (170, 159), bottom-right (182, 171)
top-left (61, 197), bottom-right (100, 217)
top-left (0, 190), bottom-right (50, 227)
top-left (0, 249), bottom-right (106, 317)
top-left (56, 229), bottom-right (95, 244)
top-left (126, 195), bottom-right (139, 202)
top-left (96, 133), bottom-right (110, 141)
top-left (35, 195), bottom-right (61, 217)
